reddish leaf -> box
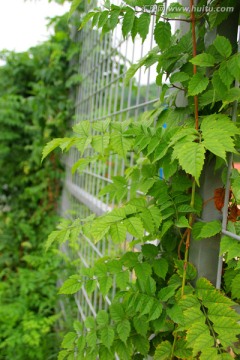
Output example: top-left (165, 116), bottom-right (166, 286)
top-left (214, 188), bottom-right (225, 211)
top-left (228, 204), bottom-right (240, 222)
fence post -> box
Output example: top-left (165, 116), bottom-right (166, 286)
top-left (177, 0), bottom-right (240, 286)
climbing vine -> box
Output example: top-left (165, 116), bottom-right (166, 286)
top-left (44, 0), bottom-right (240, 359)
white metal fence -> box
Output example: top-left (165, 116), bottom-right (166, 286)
top-left (61, 0), bottom-right (240, 323)
top-left (61, 0), bottom-right (162, 321)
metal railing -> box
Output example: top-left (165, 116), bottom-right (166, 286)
top-left (61, 0), bottom-right (240, 324)
top-left (61, 0), bottom-right (162, 321)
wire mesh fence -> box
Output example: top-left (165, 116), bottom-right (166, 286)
top-left (60, 0), bottom-right (164, 321)
top-left (61, 0), bottom-right (240, 322)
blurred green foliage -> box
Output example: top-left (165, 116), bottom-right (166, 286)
top-left (0, 13), bottom-right (79, 360)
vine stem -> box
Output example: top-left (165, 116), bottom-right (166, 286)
top-left (181, 1), bottom-right (199, 298)
top-left (170, 330), bottom-right (177, 360)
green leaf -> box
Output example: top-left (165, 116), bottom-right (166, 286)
top-left (219, 61), bottom-right (234, 88)
top-left (79, 11), bottom-right (96, 29)
top-left (124, 63), bottom-right (139, 85)
top-left (170, 71), bottom-right (189, 83)
top-left (154, 341), bottom-right (172, 360)
top-left (188, 73), bottom-right (209, 96)
top-left (92, 135), bottom-right (110, 154)
top-left (220, 236), bottom-right (240, 260)
top-left (175, 260), bottom-right (197, 281)
top-left (105, 207), bottom-right (126, 223)
top-left (133, 316), bottom-right (148, 337)
top-left (96, 310), bottom-right (109, 326)
top-left (189, 53), bottom-right (215, 67)
top-left (187, 320), bottom-right (214, 356)
top-left (222, 87), bottom-right (240, 107)
top-left (92, 12), bottom-right (100, 28)
top-left (212, 70), bottom-right (228, 96)
top-left (228, 54), bottom-right (240, 81)
top-left (98, 276), bottom-right (113, 295)
top-left (98, 10), bottom-right (109, 28)
top-left (231, 274), bottom-right (240, 299)
top-left (207, 112), bottom-right (236, 137)
top-left (134, 262), bottom-right (152, 282)
top-left (73, 120), bottom-right (90, 136)
top-left (110, 222), bottom-right (127, 243)
top-left (175, 215), bottom-right (191, 228)
top-left (153, 258), bottom-right (168, 280)
top-left (100, 328), bottom-right (114, 349)
top-left (148, 300), bottom-right (163, 321)
top-left (91, 220), bottom-right (110, 242)
top-left (208, 7), bottom-right (232, 29)
top-left (161, 156), bottom-right (178, 179)
top-left (199, 89), bottom-right (218, 107)
top-left (117, 319), bottom-right (131, 343)
top-left (72, 157), bottom-right (91, 174)
top-left (140, 208), bottom-right (155, 233)
top-left (74, 136), bottom-right (92, 154)
top-left (124, 46), bottom-right (159, 85)
top-left (121, 251), bottom-right (139, 267)
top-left (202, 131), bottom-right (231, 160)
top-left (166, 2), bottom-right (186, 18)
top-left (166, 304), bottom-right (185, 324)
top-left (124, 217), bottom-right (144, 238)
top-left (173, 338), bottom-right (193, 359)
top-left (196, 277), bottom-right (235, 306)
top-left (154, 141), bottom-right (168, 162)
top-left (154, 21), bottom-right (171, 51)
top-left (86, 331), bottom-right (97, 348)
top-left (116, 271), bottom-right (129, 290)
top-left (107, 258), bottom-right (123, 272)
top-left (85, 317), bottom-right (95, 330)
top-left (213, 35), bottom-right (232, 58)
top-left (77, 336), bottom-right (86, 353)
top-left (58, 275), bottom-right (82, 295)
top-left (42, 138), bottom-right (70, 162)
top-left (141, 244), bottom-right (159, 258)
top-left (132, 335), bottom-right (149, 356)
top-left (169, 127), bottom-right (198, 147)
top-left (173, 142), bottom-right (205, 184)
top-left (45, 229), bottom-right (68, 251)
top-left (68, 0), bottom-right (83, 18)
top-left (99, 345), bottom-right (114, 360)
top-left (58, 350), bottom-right (69, 360)
top-left (148, 206), bottom-right (162, 228)
top-left (110, 133), bottom-right (133, 157)
top-left (92, 119), bottom-right (110, 132)
top-left (193, 278), bottom-right (240, 350)
top-left (109, 8), bottom-right (120, 29)
top-left (131, 15), bottom-right (138, 41)
top-left (158, 286), bottom-right (176, 302)
top-left (198, 348), bottom-right (218, 360)
top-left (201, 114), bottom-right (238, 160)
top-left (114, 340), bottom-right (132, 360)
top-left (73, 320), bottom-right (83, 334)
top-left (61, 332), bottom-right (76, 349)
top-left (110, 303), bottom-right (125, 322)
top-left (138, 13), bottom-right (151, 42)
top-left (177, 204), bottom-right (196, 213)
top-left (192, 220), bottom-right (222, 240)
top-left (122, 7), bottom-right (135, 38)
top-left (134, 293), bottom-right (154, 316)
